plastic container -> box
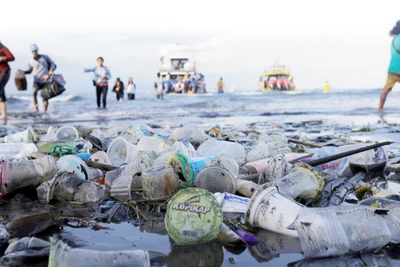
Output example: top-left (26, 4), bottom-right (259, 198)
top-left (246, 185), bottom-right (303, 237)
top-left (54, 126), bottom-right (79, 141)
top-left (293, 205), bottom-right (393, 258)
top-left (0, 156), bottom-right (57, 197)
top-left (136, 136), bottom-right (170, 153)
top-left (89, 151), bottom-right (112, 165)
top-left (107, 137), bottom-right (137, 166)
top-left (167, 153), bottom-right (214, 185)
top-left (266, 141), bottom-right (292, 158)
top-left (110, 175), bottom-right (136, 201)
top-left (236, 179), bottom-right (259, 197)
top-left (4, 127), bottom-right (37, 143)
top-left (197, 139), bottom-right (246, 165)
top-left (48, 238), bottom-right (157, 267)
top-left (214, 192), bottom-right (250, 214)
top-left (142, 165), bottom-right (180, 201)
top-left (294, 207), bottom-right (349, 258)
top-left (265, 154), bottom-right (288, 183)
top-left (247, 141), bottom-right (268, 162)
top-left (171, 140), bottom-right (198, 158)
top-left (0, 143), bottom-right (38, 160)
top-left (195, 166), bottom-right (238, 194)
top-left (47, 171), bottom-right (105, 203)
top-left (242, 153), bottom-right (309, 175)
top-left (133, 151), bottom-right (158, 172)
top-left (169, 125), bottom-right (209, 146)
top-left (208, 153), bottom-right (239, 177)
top-left (57, 155), bottom-right (89, 180)
top-left (4, 237), bottom-right (50, 255)
top-left (336, 206), bottom-right (391, 252)
top-left (165, 188), bottom-right (223, 245)
top-left (276, 163), bottom-right (325, 201)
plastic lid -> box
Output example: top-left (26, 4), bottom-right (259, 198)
top-left (165, 188), bottom-right (223, 245)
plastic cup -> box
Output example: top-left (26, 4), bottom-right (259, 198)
top-left (246, 185), bottom-right (303, 237)
top-left (54, 126), bottom-right (79, 141)
top-left (107, 137), bottom-right (137, 166)
top-left (4, 127), bottom-right (37, 143)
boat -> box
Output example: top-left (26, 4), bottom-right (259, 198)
top-left (159, 56), bottom-right (206, 94)
top-left (258, 62), bottom-right (296, 92)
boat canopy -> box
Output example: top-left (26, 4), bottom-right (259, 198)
top-left (263, 62), bottom-right (291, 77)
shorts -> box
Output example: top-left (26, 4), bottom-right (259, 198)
top-left (0, 69), bottom-right (10, 102)
top-left (383, 72), bottom-right (400, 90)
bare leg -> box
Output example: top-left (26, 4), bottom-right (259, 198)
top-left (379, 88), bottom-right (392, 112)
top-left (33, 84), bottom-right (40, 112)
top-left (0, 102), bottom-right (7, 125)
top-left (44, 100), bottom-right (49, 112)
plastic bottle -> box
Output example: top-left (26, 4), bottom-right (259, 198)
top-left (197, 139), bottom-right (246, 165)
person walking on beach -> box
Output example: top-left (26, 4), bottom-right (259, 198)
top-left (84, 57), bottom-right (111, 109)
top-left (154, 73), bottom-right (164, 100)
top-left (0, 41), bottom-right (15, 124)
top-left (126, 77), bottom-right (136, 100)
top-left (216, 78), bottom-right (225, 94)
top-left (21, 44), bottom-right (57, 112)
top-left (113, 78), bottom-right (124, 102)
top-left (379, 20), bottom-right (400, 112)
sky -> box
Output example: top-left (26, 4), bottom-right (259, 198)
top-left (1, 0), bottom-right (400, 93)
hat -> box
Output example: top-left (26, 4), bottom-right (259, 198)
top-left (30, 44), bottom-right (39, 52)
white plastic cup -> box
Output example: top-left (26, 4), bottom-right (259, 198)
top-left (107, 137), bottom-right (137, 166)
top-left (246, 185), bottom-right (303, 237)
top-left (54, 126), bottom-right (79, 141)
top-left (4, 127), bottom-right (37, 143)
top-left (89, 151), bottom-right (112, 165)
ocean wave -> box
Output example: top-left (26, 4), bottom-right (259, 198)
top-left (49, 94), bottom-right (86, 102)
top-left (7, 95), bottom-right (31, 103)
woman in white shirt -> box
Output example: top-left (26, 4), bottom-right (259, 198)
top-left (126, 77), bottom-right (136, 100)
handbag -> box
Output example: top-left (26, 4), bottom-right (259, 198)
top-left (41, 77), bottom-right (66, 100)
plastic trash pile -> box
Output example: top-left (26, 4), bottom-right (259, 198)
top-left (1, 122), bottom-right (400, 265)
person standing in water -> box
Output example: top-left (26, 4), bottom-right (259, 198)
top-left (379, 20), bottom-right (400, 112)
top-left (216, 78), bottom-right (225, 94)
top-left (84, 57), bottom-right (111, 109)
top-left (113, 78), bottom-right (124, 102)
top-left (324, 80), bottom-right (330, 93)
top-left (154, 73), bottom-right (164, 100)
top-left (126, 77), bottom-right (136, 100)
top-left (0, 41), bottom-right (15, 124)
top-left (21, 44), bottom-right (57, 112)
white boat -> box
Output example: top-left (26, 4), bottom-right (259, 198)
top-left (159, 56), bottom-right (206, 94)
